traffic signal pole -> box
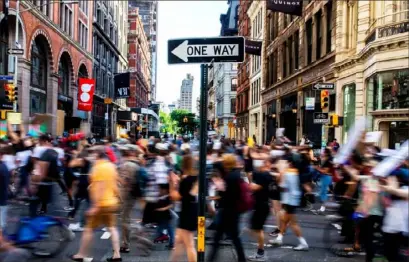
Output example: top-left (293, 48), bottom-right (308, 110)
top-left (197, 64), bottom-right (208, 262)
top-left (12, 0), bottom-right (20, 112)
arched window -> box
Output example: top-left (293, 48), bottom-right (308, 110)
top-left (30, 38), bottom-right (47, 89)
top-left (58, 55), bottom-right (69, 95)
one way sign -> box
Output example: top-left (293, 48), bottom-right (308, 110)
top-left (168, 37), bottom-right (245, 64)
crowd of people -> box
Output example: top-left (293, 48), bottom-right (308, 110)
top-left (0, 123), bottom-right (408, 262)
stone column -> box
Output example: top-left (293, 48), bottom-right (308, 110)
top-left (71, 81), bottom-right (78, 118)
top-left (322, 7), bottom-right (327, 58)
top-left (356, 1), bottom-right (370, 51)
top-left (297, 90), bottom-right (303, 142)
top-left (19, 59), bottom-right (31, 126)
top-left (48, 72), bottom-right (59, 135)
top-left (276, 98), bottom-right (281, 127)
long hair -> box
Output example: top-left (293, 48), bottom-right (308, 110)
top-left (182, 154), bottom-right (198, 176)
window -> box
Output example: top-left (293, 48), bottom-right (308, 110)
top-left (305, 19), bottom-right (313, 65)
top-left (37, 0), bottom-right (51, 17)
top-left (79, 0), bottom-right (88, 15)
top-left (0, 22), bottom-right (7, 75)
top-left (367, 69), bottom-right (409, 111)
top-left (315, 10), bottom-right (322, 59)
top-left (294, 31), bottom-right (299, 70)
top-left (231, 78), bottom-right (237, 91)
top-left (83, 23), bottom-right (88, 49)
top-left (60, 4), bottom-right (73, 36)
top-left (326, 0), bottom-right (333, 54)
top-left (58, 55), bottom-right (69, 95)
top-left (282, 43), bottom-right (287, 78)
top-left (288, 35), bottom-right (293, 74)
top-left (30, 38), bottom-right (47, 89)
top-left (343, 83), bottom-right (356, 143)
top-left (30, 91), bottom-right (47, 115)
top-left (231, 98), bottom-right (236, 113)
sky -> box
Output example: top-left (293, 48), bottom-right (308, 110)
top-left (156, 1), bottom-right (228, 113)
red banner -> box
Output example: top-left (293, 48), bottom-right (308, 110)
top-left (77, 78), bottom-right (95, 111)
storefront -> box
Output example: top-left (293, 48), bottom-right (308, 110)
top-left (236, 113), bottom-right (248, 141)
top-left (366, 69), bottom-right (409, 149)
top-left (265, 100), bottom-right (277, 143)
top-left (280, 94), bottom-right (298, 142)
top-left (117, 110), bottom-right (138, 138)
top-left (91, 95), bottom-right (106, 138)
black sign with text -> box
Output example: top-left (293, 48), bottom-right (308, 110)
top-left (114, 72), bottom-right (130, 98)
top-left (313, 112), bottom-right (329, 124)
top-left (267, 0), bottom-right (303, 16)
top-left (245, 39), bottom-right (262, 56)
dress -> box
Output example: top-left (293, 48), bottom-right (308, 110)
top-left (178, 175), bottom-right (198, 231)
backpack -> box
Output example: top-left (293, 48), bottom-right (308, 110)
top-left (237, 178), bottom-right (254, 214)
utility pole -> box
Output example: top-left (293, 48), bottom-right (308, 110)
top-left (12, 0), bottom-right (19, 112)
top-left (3, 0), bottom-right (9, 75)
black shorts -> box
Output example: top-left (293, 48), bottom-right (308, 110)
top-left (250, 206), bottom-right (270, 230)
top-left (282, 204), bottom-right (297, 214)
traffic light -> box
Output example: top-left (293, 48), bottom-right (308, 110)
top-left (321, 90), bottom-right (329, 109)
top-left (4, 83), bottom-right (17, 102)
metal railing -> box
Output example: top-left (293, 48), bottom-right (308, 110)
top-left (366, 9), bottom-right (409, 36)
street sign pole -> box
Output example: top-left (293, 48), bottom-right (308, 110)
top-left (13, 0), bottom-right (20, 112)
top-left (197, 64), bottom-right (208, 262)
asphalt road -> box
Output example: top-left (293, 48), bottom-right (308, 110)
top-left (5, 186), bottom-right (366, 262)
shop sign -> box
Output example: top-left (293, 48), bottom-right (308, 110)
top-left (378, 21), bottom-right (409, 38)
top-left (131, 112), bottom-right (137, 121)
top-left (305, 97), bottom-right (315, 111)
top-left (313, 112), bottom-right (329, 124)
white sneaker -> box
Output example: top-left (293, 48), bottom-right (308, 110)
top-left (269, 238), bottom-right (283, 245)
top-left (73, 226), bottom-right (84, 232)
top-left (247, 253), bottom-right (266, 261)
top-left (64, 206), bottom-right (74, 211)
top-left (319, 206), bottom-right (326, 212)
top-left (293, 243), bottom-right (309, 251)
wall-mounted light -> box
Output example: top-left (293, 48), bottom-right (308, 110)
top-left (292, 108), bottom-right (297, 114)
top-left (271, 113), bottom-right (276, 118)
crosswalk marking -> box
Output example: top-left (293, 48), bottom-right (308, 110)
top-left (101, 232), bottom-right (111, 239)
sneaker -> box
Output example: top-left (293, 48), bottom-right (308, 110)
top-left (247, 253), bottom-right (266, 261)
top-left (64, 206), bottom-right (74, 211)
top-left (269, 228), bottom-right (280, 237)
top-left (293, 244), bottom-right (309, 251)
top-left (166, 244), bottom-right (175, 250)
top-left (73, 226), bottom-right (84, 232)
top-left (319, 206), bottom-right (326, 212)
top-left (269, 238), bottom-right (283, 246)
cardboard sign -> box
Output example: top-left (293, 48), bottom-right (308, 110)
top-left (0, 120), bottom-right (6, 138)
top-left (7, 112), bottom-right (22, 125)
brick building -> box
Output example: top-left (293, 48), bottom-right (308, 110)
top-left (236, 0), bottom-right (251, 140)
top-left (0, 0), bottom-right (93, 135)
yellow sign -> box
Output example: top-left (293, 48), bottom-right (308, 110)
top-left (7, 112), bottom-right (22, 125)
top-left (0, 110), bottom-right (12, 120)
top-left (197, 216), bottom-right (205, 252)
top-left (104, 98), bottom-right (113, 104)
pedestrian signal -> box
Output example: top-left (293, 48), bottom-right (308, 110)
top-left (320, 90), bottom-right (329, 109)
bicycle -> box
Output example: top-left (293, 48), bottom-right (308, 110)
top-left (4, 198), bottom-right (74, 258)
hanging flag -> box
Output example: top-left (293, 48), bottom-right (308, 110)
top-left (114, 72), bottom-right (130, 98)
top-left (245, 39), bottom-right (262, 56)
top-left (78, 78), bottom-right (95, 112)
top-left (267, 0), bottom-right (303, 16)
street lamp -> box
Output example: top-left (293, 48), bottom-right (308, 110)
top-left (11, 0), bottom-right (79, 111)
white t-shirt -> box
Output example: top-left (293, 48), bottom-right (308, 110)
top-left (53, 147), bottom-right (65, 166)
top-left (16, 150), bottom-right (32, 167)
top-left (32, 146), bottom-right (47, 159)
top-left (2, 154), bottom-right (16, 171)
top-left (382, 186), bottom-right (409, 234)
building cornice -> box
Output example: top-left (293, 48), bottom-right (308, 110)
top-left (334, 35), bottom-right (408, 72)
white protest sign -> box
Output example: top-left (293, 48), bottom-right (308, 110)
top-left (365, 131), bottom-right (383, 144)
top-left (276, 128), bottom-right (285, 138)
top-left (372, 140), bottom-right (409, 177)
top-left (334, 117), bottom-right (367, 164)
